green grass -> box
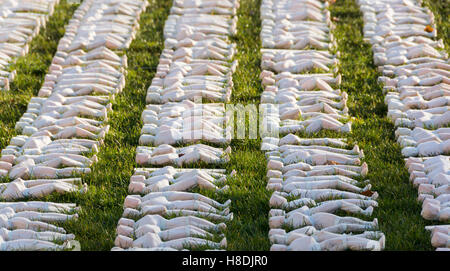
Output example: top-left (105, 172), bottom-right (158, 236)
top-left (0, 0), bottom-right (449, 251)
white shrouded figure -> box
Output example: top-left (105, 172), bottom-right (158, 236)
top-left (0, 178), bottom-right (87, 200)
top-left (0, 228), bottom-right (75, 242)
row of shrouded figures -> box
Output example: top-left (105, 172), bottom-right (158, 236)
top-left (0, 0), bottom-right (59, 91)
top-left (259, 0), bottom-right (384, 251)
top-left (113, 0), bottom-right (240, 251)
top-left (358, 0), bottom-right (449, 250)
top-left (0, 0), bottom-right (149, 251)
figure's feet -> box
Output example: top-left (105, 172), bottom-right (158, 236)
top-left (362, 184), bottom-right (372, 192)
top-left (372, 218), bottom-right (379, 229)
top-left (363, 206), bottom-right (374, 216)
top-left (80, 183), bottom-right (88, 194)
top-left (219, 185), bottom-right (229, 193)
top-left (216, 222), bottom-right (227, 232)
top-left (361, 162), bottom-right (369, 177)
top-left (220, 237), bottom-right (227, 248)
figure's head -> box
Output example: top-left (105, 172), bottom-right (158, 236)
top-left (269, 209), bottom-right (284, 217)
top-left (123, 208), bottom-right (140, 218)
top-left (269, 216), bottom-right (284, 229)
top-left (269, 193), bottom-right (287, 208)
top-left (421, 199), bottom-right (440, 220)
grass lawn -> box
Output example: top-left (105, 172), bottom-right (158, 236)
top-left (0, 0), bottom-right (448, 250)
